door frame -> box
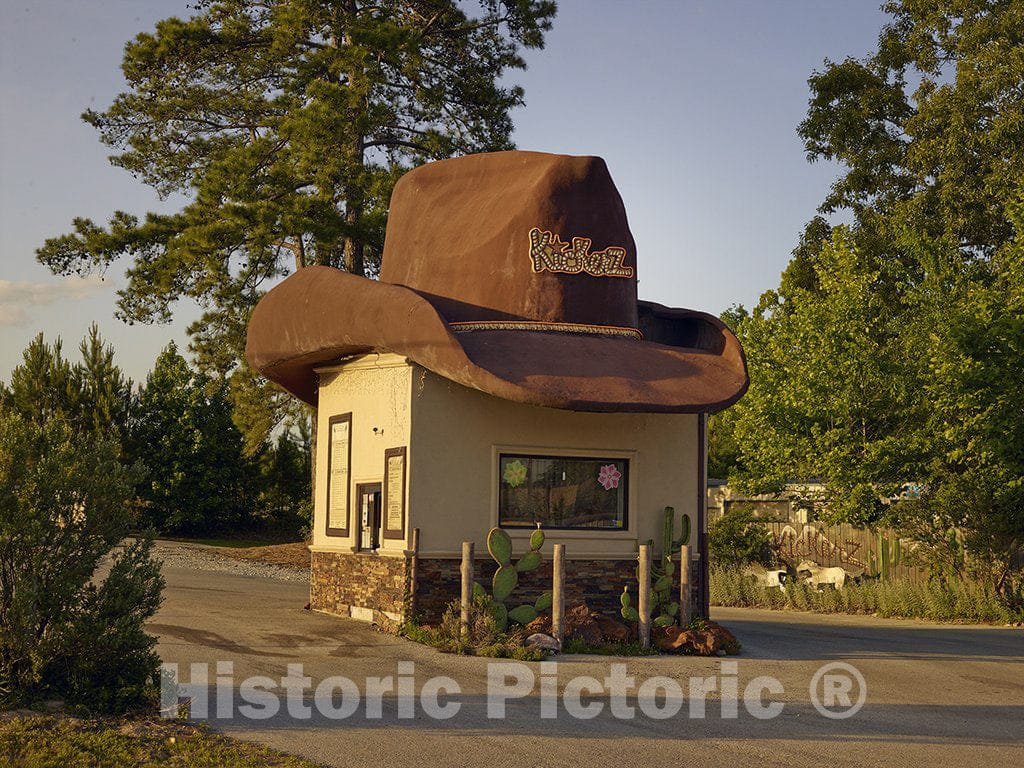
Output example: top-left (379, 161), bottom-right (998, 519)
top-left (355, 482), bottom-right (382, 552)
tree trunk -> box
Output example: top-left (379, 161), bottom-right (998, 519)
top-left (336, 4), bottom-right (367, 279)
top-left (343, 220), bottom-right (365, 276)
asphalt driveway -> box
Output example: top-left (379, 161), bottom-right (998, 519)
top-left (150, 553), bottom-right (1024, 768)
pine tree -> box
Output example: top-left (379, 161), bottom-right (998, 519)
top-left (36, 0), bottom-right (557, 447)
top-left (132, 343), bottom-right (251, 533)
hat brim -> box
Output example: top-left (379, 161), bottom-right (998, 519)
top-left (245, 266), bottom-right (748, 413)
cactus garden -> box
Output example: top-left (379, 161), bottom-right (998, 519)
top-left (400, 516), bottom-right (742, 658)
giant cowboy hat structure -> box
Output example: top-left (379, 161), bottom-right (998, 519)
top-left (246, 151), bottom-right (748, 412)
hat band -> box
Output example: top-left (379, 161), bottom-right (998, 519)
top-left (448, 320), bottom-right (643, 340)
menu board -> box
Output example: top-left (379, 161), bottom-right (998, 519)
top-left (383, 446), bottom-right (406, 540)
top-left (326, 414), bottom-right (351, 535)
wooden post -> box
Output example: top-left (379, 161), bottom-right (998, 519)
top-left (638, 543), bottom-right (652, 648)
top-left (460, 541), bottom-right (474, 637)
top-left (679, 543), bottom-right (691, 626)
top-left (551, 543), bottom-right (565, 646)
top-left (701, 532), bottom-right (710, 618)
top-left (408, 528), bottom-right (420, 620)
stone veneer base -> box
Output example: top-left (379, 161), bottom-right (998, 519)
top-left (310, 550), bottom-right (410, 623)
top-left (311, 550), bottom-right (705, 625)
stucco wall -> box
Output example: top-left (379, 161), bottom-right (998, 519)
top-left (311, 355), bottom-right (700, 565)
top-left (311, 353), bottom-right (412, 556)
top-left (408, 366), bottom-right (698, 559)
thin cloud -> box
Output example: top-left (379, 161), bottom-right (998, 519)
top-left (0, 276), bottom-right (110, 327)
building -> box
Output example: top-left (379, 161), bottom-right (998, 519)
top-left (246, 151), bottom-right (748, 624)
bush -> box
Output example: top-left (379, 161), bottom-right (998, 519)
top-left (709, 506), bottom-right (773, 567)
top-left (0, 412), bottom-right (164, 713)
top-left (709, 566), bottom-right (1022, 624)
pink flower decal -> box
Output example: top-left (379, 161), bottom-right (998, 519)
top-left (597, 464), bottom-right (621, 491)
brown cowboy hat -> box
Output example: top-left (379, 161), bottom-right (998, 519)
top-left (246, 151), bottom-right (748, 412)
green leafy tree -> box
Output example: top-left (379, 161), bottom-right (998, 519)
top-left (36, 0), bottom-right (556, 447)
top-left (730, 229), bottom-right (929, 526)
top-left (709, 506), bottom-right (772, 568)
top-left (895, 201), bottom-right (1024, 594)
top-left (707, 305), bottom-right (749, 480)
top-left (800, 0), bottom-right (1024, 258)
top-left (131, 342), bottom-right (252, 534)
top-left (0, 411), bottom-right (163, 713)
top-left (728, 0), bottom-right (1023, 590)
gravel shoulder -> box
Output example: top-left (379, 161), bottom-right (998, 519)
top-left (153, 540), bottom-right (310, 583)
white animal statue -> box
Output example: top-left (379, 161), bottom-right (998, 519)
top-left (744, 565), bottom-right (789, 592)
top-left (796, 560), bottom-right (846, 590)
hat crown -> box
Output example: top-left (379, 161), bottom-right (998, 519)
top-left (380, 151), bottom-right (639, 330)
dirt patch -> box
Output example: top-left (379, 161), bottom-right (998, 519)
top-left (206, 542), bottom-right (311, 569)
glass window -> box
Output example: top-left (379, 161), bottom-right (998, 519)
top-left (498, 453), bottom-right (628, 530)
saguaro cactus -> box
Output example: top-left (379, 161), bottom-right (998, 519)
top-left (868, 532), bottom-right (902, 580)
top-left (651, 506), bottom-right (691, 627)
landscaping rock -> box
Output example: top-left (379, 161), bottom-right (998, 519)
top-left (653, 625), bottom-right (686, 651)
top-left (653, 621), bottom-right (740, 655)
top-left (522, 603), bottom-right (643, 646)
top-left (563, 604), bottom-right (603, 645)
top-left (524, 633), bottom-right (560, 651)
top-left (525, 604), bottom-right (609, 645)
top-left (593, 614), bottom-right (631, 643)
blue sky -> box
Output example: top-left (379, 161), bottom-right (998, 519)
top-left (0, 0), bottom-right (888, 382)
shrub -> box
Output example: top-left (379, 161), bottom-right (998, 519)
top-left (710, 566), bottom-right (1022, 624)
top-left (0, 411), bottom-right (164, 713)
top-left (709, 506), bottom-right (773, 567)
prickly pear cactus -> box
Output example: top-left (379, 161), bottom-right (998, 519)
top-left (516, 551), bottom-right (542, 573)
top-left (508, 604), bottom-right (538, 625)
top-left (620, 586), bottom-right (640, 623)
top-left (481, 524), bottom-right (549, 630)
top-left (493, 565), bottom-right (518, 602)
top-left (534, 591), bottom-right (552, 612)
top-left (530, 527), bottom-right (545, 552)
top-left (487, 528), bottom-right (513, 567)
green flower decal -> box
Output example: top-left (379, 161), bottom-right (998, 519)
top-left (503, 460), bottom-right (527, 488)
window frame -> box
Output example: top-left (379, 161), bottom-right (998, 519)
top-left (496, 451), bottom-right (631, 532)
top-left (325, 412), bottom-right (353, 538)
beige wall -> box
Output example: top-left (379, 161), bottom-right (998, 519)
top-left (312, 355), bottom-right (700, 561)
top-left (311, 353), bottom-right (412, 556)
top-left (409, 367), bottom-right (698, 559)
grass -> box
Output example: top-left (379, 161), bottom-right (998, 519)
top-left (710, 566), bottom-right (1024, 624)
top-left (400, 619), bottom-right (544, 661)
top-left (0, 715), bottom-right (321, 768)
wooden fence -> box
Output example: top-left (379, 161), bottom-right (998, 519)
top-left (761, 522), bottom-right (927, 581)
